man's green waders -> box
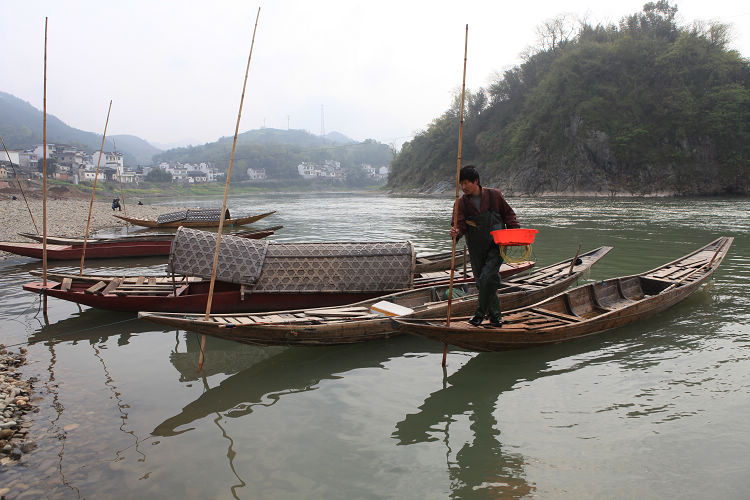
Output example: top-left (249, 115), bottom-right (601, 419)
top-left (465, 210), bottom-right (505, 320)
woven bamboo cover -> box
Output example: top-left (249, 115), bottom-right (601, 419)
top-left (254, 241), bottom-right (415, 292)
top-left (168, 227), bottom-right (268, 285)
top-left (157, 209), bottom-right (225, 224)
top-left (157, 210), bottom-right (188, 224)
top-left (168, 228), bottom-right (415, 292)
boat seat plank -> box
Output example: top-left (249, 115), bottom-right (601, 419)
top-left (136, 276), bottom-right (145, 285)
top-left (235, 317), bottom-right (255, 324)
top-left (149, 277), bottom-right (157, 285)
top-left (61, 278), bottom-right (72, 292)
top-left (84, 281), bottom-right (107, 294)
top-left (101, 278), bottom-right (123, 295)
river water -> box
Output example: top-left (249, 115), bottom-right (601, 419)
top-left (1, 193), bottom-right (748, 499)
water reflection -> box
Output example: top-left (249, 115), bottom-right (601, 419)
top-left (27, 308), bottom-right (156, 346)
top-left (170, 333), bottom-right (288, 382)
top-left (154, 339), bottom-right (440, 437)
top-left (393, 351), bottom-right (541, 499)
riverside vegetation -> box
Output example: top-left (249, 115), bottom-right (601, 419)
top-left (388, 1), bottom-right (750, 196)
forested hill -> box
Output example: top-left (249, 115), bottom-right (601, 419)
top-left (388, 1), bottom-right (750, 196)
top-left (0, 91), bottom-right (161, 165)
top-left (154, 128), bottom-right (393, 182)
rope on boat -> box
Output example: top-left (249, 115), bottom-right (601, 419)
top-left (500, 244), bottom-right (533, 264)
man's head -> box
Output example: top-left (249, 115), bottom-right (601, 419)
top-left (459, 165), bottom-right (481, 196)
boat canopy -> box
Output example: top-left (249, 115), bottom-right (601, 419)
top-left (168, 227), bottom-right (415, 293)
top-left (157, 208), bottom-right (228, 224)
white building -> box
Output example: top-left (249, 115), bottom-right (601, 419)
top-left (82, 170), bottom-right (106, 182)
top-left (1, 150), bottom-right (20, 166)
top-left (91, 151), bottom-right (124, 173)
top-left (247, 168), bottom-right (267, 180)
top-left (297, 160), bottom-right (342, 178)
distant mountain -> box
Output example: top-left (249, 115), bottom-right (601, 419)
top-left (323, 131), bottom-right (355, 144)
top-left (155, 127), bottom-right (392, 184)
top-left (211, 128), bottom-right (349, 148)
top-left (0, 91), bottom-right (162, 165)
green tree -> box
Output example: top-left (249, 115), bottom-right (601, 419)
top-left (145, 168), bottom-right (172, 182)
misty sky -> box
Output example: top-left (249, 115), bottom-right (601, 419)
top-left (3, 0), bottom-right (748, 149)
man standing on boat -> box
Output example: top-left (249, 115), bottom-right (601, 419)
top-left (450, 166), bottom-right (520, 327)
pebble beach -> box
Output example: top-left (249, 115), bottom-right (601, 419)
top-left (0, 198), bottom-right (184, 258)
top-left (0, 197), bottom-right (182, 471)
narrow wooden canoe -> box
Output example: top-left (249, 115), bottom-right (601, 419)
top-left (24, 260), bottom-right (534, 314)
top-left (1, 226), bottom-right (281, 260)
top-left (394, 237), bottom-right (733, 351)
top-left (113, 210), bottom-right (275, 228)
top-left (137, 246), bottom-right (611, 345)
top-left (17, 225), bottom-right (283, 245)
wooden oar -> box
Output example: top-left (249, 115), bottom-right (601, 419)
top-left (199, 7), bottom-right (261, 371)
top-left (80, 101), bottom-right (112, 276)
top-left (443, 24), bottom-right (469, 367)
top-left (0, 134), bottom-right (39, 234)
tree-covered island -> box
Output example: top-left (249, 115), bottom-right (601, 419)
top-left (388, 1), bottom-right (750, 196)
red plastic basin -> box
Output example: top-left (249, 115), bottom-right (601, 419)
top-left (491, 228), bottom-right (539, 246)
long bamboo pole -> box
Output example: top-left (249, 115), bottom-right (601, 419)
top-left (199, 7), bottom-right (261, 371)
top-left (0, 134), bottom-right (39, 234)
top-left (443, 25), bottom-right (469, 367)
top-left (42, 17), bottom-right (48, 319)
top-left (79, 100), bottom-right (113, 275)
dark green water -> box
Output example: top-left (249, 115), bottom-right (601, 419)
top-left (1, 194), bottom-right (748, 499)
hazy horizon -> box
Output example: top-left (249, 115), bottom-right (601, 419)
top-left (3, 0), bottom-right (748, 149)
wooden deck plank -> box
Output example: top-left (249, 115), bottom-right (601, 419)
top-left (529, 308), bottom-right (582, 323)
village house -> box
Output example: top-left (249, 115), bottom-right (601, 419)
top-left (91, 151), bottom-right (124, 173)
top-left (247, 168), bottom-right (267, 180)
top-left (297, 160), bottom-right (343, 179)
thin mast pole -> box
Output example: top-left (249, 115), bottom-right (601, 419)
top-left (443, 25), bottom-right (469, 367)
top-left (0, 134), bottom-right (39, 234)
top-left (199, 7), bottom-right (261, 371)
top-left (80, 100), bottom-right (112, 275)
top-left (42, 17), bottom-right (48, 308)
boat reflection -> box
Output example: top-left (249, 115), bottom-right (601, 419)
top-left (153, 337), bottom-right (441, 437)
top-left (27, 308), bottom-right (167, 346)
top-left (170, 333), bottom-right (288, 382)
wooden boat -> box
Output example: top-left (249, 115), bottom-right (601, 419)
top-left (23, 260), bottom-right (534, 314)
top-left (137, 246), bottom-right (611, 345)
top-left (394, 237), bottom-right (733, 351)
top-left (414, 248), bottom-right (469, 274)
top-left (113, 209), bottom-right (275, 228)
top-left (0, 226), bottom-right (281, 260)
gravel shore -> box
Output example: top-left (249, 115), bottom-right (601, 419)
top-left (0, 199), bottom-right (184, 258)
top-left (0, 345), bottom-right (36, 468)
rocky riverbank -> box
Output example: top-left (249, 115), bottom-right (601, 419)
top-left (0, 345), bottom-right (37, 468)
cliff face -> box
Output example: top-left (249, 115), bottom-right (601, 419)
top-left (494, 122), bottom-right (726, 196)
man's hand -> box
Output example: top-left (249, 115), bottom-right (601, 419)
top-left (450, 226), bottom-right (460, 239)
